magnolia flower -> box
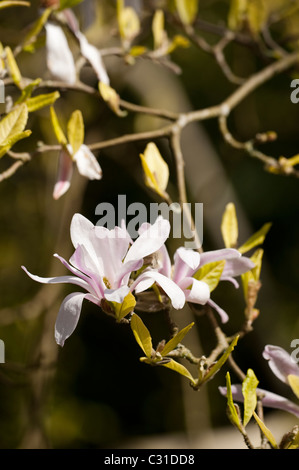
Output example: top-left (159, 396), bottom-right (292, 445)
top-left (45, 23), bottom-right (76, 84)
top-left (22, 214), bottom-right (185, 346)
top-left (219, 344), bottom-right (299, 418)
top-left (139, 246), bottom-right (255, 323)
top-left (53, 144), bottom-right (102, 200)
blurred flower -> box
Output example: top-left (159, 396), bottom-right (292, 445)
top-left (22, 215), bottom-right (185, 346)
top-left (219, 344), bottom-right (299, 418)
top-left (53, 144), bottom-right (102, 200)
top-left (45, 22), bottom-right (76, 84)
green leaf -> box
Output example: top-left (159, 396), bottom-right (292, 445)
top-left (162, 358), bottom-right (196, 384)
top-left (250, 248), bottom-right (263, 282)
top-left (161, 322), bottom-right (194, 357)
top-left (175, 0), bottom-right (199, 25)
top-left (253, 411), bottom-right (278, 448)
top-left (225, 372), bottom-right (243, 432)
top-left (98, 82), bottom-right (127, 117)
top-left (26, 91), bottom-right (60, 113)
top-left (0, 104), bottom-right (28, 146)
top-left (59, 0), bottom-right (84, 10)
top-left (193, 260), bottom-right (226, 293)
top-left (200, 336), bottom-right (239, 385)
top-left (109, 292), bottom-right (136, 322)
top-left (130, 313), bottom-right (153, 359)
top-left (221, 202), bottom-right (238, 248)
top-left (5, 46), bottom-right (22, 87)
top-left (0, 1), bottom-right (29, 9)
top-left (16, 79), bottom-right (42, 105)
top-left (238, 223), bottom-right (272, 254)
top-left (139, 142), bottom-right (169, 198)
top-left (288, 374), bottom-right (299, 399)
top-left (22, 7), bottom-right (53, 51)
top-left (242, 369), bottom-right (259, 427)
top-left (0, 129), bottom-right (31, 158)
top-left (67, 110), bottom-right (84, 155)
top-left (117, 0), bottom-right (140, 45)
top-left (50, 106), bottom-right (67, 146)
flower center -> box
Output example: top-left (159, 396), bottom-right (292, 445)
top-left (103, 276), bottom-right (111, 289)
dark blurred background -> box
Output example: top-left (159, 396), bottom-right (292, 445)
top-left (0, 0), bottom-right (298, 449)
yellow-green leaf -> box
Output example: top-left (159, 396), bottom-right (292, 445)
top-left (247, 0), bottom-right (267, 36)
top-left (175, 0), bottom-right (199, 25)
top-left (98, 82), bottom-right (127, 117)
top-left (22, 7), bottom-right (53, 51)
top-left (228, 0), bottom-right (248, 31)
top-left (193, 260), bottom-right (226, 293)
top-left (0, 129), bottom-right (31, 158)
top-left (161, 322), bottom-right (194, 357)
top-left (253, 411), bottom-right (278, 448)
top-left (139, 142), bottom-right (169, 198)
top-left (162, 358), bottom-right (196, 384)
top-left (221, 202), bottom-right (238, 248)
top-left (250, 248), bottom-right (263, 282)
top-left (167, 34), bottom-right (190, 54)
top-left (26, 91), bottom-right (60, 113)
top-left (201, 336), bottom-right (239, 385)
top-left (50, 106), bottom-right (67, 146)
top-left (16, 78), bottom-right (42, 105)
top-left (5, 46), bottom-right (22, 87)
top-left (288, 374), bottom-right (299, 399)
top-left (0, 1), bottom-right (29, 9)
top-left (130, 313), bottom-right (153, 359)
top-left (109, 291), bottom-right (136, 322)
top-left (67, 110), bottom-right (84, 155)
top-left (152, 9), bottom-right (165, 50)
top-left (0, 103), bottom-right (28, 146)
top-left (242, 369), bottom-right (259, 427)
top-left (225, 372), bottom-right (243, 432)
top-left (238, 222), bottom-right (272, 254)
top-left (117, 0), bottom-right (140, 45)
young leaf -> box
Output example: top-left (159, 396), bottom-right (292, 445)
top-left (109, 292), bottom-right (136, 322)
top-left (288, 374), bottom-right (299, 399)
top-left (26, 91), bottom-right (60, 113)
top-left (200, 336), bottom-right (239, 385)
top-left (221, 202), bottom-right (238, 248)
top-left (5, 46), bottom-right (22, 87)
top-left (193, 260), bottom-right (226, 293)
top-left (50, 106), bottom-right (67, 146)
top-left (250, 248), bottom-right (263, 282)
top-left (175, 0), bottom-right (199, 25)
top-left (162, 358), bottom-right (196, 384)
top-left (225, 372), bottom-right (243, 432)
top-left (161, 322), bottom-right (194, 357)
top-left (0, 129), bottom-right (31, 158)
top-left (0, 104), bottom-right (28, 146)
top-left (242, 369), bottom-right (259, 427)
top-left (238, 223), bottom-right (272, 254)
top-left (22, 7), bottom-right (53, 51)
top-left (152, 9), bottom-right (165, 50)
top-left (16, 79), bottom-right (42, 105)
top-left (130, 313), bottom-right (153, 359)
top-left (0, 1), bottom-right (29, 9)
top-left (117, 0), bottom-right (140, 46)
top-left (228, 0), bottom-right (248, 31)
top-left (67, 110), bottom-right (84, 155)
top-left (253, 411), bottom-right (278, 448)
top-left (98, 82), bottom-right (127, 117)
top-left (139, 142), bottom-right (169, 198)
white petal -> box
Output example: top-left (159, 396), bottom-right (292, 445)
top-left (70, 213), bottom-right (95, 249)
top-left (21, 265), bottom-right (90, 292)
top-left (180, 278), bottom-right (210, 305)
top-left (208, 299), bottom-right (229, 323)
top-left (132, 270), bottom-right (185, 310)
top-left (125, 216), bottom-right (170, 263)
top-left (45, 23), bottom-right (76, 84)
top-left (263, 345), bottom-right (299, 384)
top-left (222, 257), bottom-right (255, 278)
top-left (74, 145), bottom-right (102, 180)
top-left (172, 247), bottom-right (200, 283)
top-left (104, 285), bottom-right (130, 303)
top-left (77, 32), bottom-right (110, 85)
top-left (200, 248), bottom-right (240, 266)
top-left (55, 292), bottom-right (86, 346)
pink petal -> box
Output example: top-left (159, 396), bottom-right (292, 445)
top-left (208, 299), bottom-right (229, 323)
top-left (55, 292), bottom-right (86, 346)
top-left (53, 147), bottom-right (73, 200)
top-left (200, 248), bottom-right (241, 266)
top-left (263, 345), bottom-right (299, 384)
top-left (21, 265), bottom-right (90, 292)
top-left (222, 257), bottom-right (255, 278)
top-left (172, 247), bottom-right (200, 283)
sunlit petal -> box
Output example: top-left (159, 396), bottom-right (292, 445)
top-left (55, 292), bottom-right (86, 346)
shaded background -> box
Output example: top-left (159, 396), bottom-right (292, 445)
top-left (0, 0), bottom-right (298, 448)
